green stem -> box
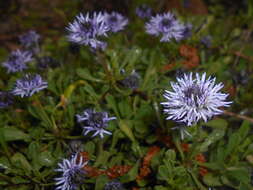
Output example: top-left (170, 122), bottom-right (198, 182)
top-left (96, 138), bottom-right (104, 158)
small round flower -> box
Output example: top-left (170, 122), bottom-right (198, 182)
top-left (104, 12), bottom-right (128, 33)
top-left (2, 50), bottom-right (32, 73)
top-left (120, 71), bottom-right (140, 90)
top-left (161, 73), bottom-right (232, 126)
top-left (0, 91), bottom-right (14, 108)
top-left (201, 35), bottom-right (212, 48)
top-left (19, 30), bottom-right (40, 48)
top-left (135, 4), bottom-right (152, 19)
top-left (66, 12), bottom-right (109, 50)
top-left (12, 74), bottom-right (48, 97)
top-left (55, 154), bottom-right (87, 190)
top-left (104, 180), bottom-right (125, 190)
top-left (76, 109), bottom-right (116, 138)
top-left (37, 56), bottom-right (59, 70)
top-left (145, 12), bottom-right (186, 42)
top-left (181, 23), bottom-right (192, 40)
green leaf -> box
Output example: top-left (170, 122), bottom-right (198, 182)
top-left (164, 149), bottom-right (176, 161)
top-left (204, 118), bottom-right (228, 129)
top-left (11, 153), bottom-right (32, 174)
top-left (154, 186), bottom-right (169, 190)
top-left (226, 167), bottom-right (250, 184)
top-left (120, 160), bottom-right (140, 183)
top-left (199, 129), bottom-right (225, 152)
top-left (94, 151), bottom-right (110, 167)
top-left (38, 151), bottom-right (55, 167)
top-left (11, 176), bottom-right (29, 184)
top-left (105, 95), bottom-right (120, 118)
top-left (119, 120), bottom-right (135, 142)
top-left (84, 141), bottom-right (96, 156)
top-left (203, 173), bottom-right (222, 186)
top-left (238, 120), bottom-right (250, 141)
top-left (118, 99), bottom-right (133, 119)
top-left (95, 175), bottom-right (108, 190)
top-left (1, 127), bottom-right (29, 141)
top-left (76, 68), bottom-right (103, 82)
top-left (224, 133), bottom-right (240, 157)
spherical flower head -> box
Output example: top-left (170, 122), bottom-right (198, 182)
top-left (2, 50), bottom-right (32, 73)
top-left (201, 35), bottom-right (212, 48)
top-left (55, 154), bottom-right (87, 190)
top-left (0, 91), bottom-right (14, 109)
top-left (120, 71), bottom-right (140, 90)
top-left (181, 23), bottom-right (192, 40)
top-left (12, 74), bottom-right (48, 98)
top-left (76, 109), bottom-right (116, 138)
top-left (135, 4), bottom-right (152, 19)
top-left (104, 180), bottom-right (125, 190)
top-left (19, 30), bottom-right (40, 48)
top-left (67, 12), bottom-right (109, 50)
top-left (145, 12), bottom-right (186, 42)
top-left (104, 12), bottom-right (128, 33)
top-left (161, 73), bottom-right (232, 126)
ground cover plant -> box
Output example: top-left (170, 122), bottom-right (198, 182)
top-left (0, 0), bottom-right (253, 189)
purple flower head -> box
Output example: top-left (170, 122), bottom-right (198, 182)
top-left (76, 109), bottom-right (116, 138)
top-left (2, 50), bottom-right (32, 73)
top-left (201, 35), bottom-right (212, 48)
top-left (67, 12), bottom-right (109, 50)
top-left (161, 73), bottom-right (232, 126)
top-left (12, 74), bottom-right (48, 98)
top-left (120, 71), bottom-right (140, 90)
top-left (38, 56), bottom-right (59, 70)
top-left (104, 180), bottom-right (125, 190)
top-left (55, 154), bottom-right (87, 190)
top-left (145, 12), bottom-right (186, 42)
top-left (182, 23), bottom-right (192, 40)
top-left (104, 12), bottom-right (128, 33)
top-left (0, 91), bottom-right (14, 109)
top-left (135, 4), bottom-right (152, 19)
top-left (19, 30), bottom-right (40, 48)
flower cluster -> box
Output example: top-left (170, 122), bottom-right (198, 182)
top-left (55, 154), bottom-right (87, 190)
top-left (145, 12), bottom-right (188, 42)
top-left (104, 180), bottom-right (125, 190)
top-left (0, 91), bottom-right (14, 109)
top-left (2, 50), bottom-right (33, 73)
top-left (67, 11), bottom-right (128, 50)
top-left (120, 71), bottom-right (140, 90)
top-left (104, 12), bottom-right (128, 33)
top-left (161, 73), bottom-right (232, 126)
top-left (12, 74), bottom-right (48, 97)
top-left (67, 12), bottom-right (109, 50)
top-left (19, 30), bottom-right (40, 49)
top-left (76, 109), bottom-right (116, 138)
top-left (135, 4), bottom-right (152, 19)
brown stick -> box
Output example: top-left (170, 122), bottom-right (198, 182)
top-left (223, 110), bottom-right (253, 123)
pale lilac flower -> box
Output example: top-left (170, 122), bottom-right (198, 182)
top-left (19, 30), bottom-right (40, 48)
top-left (0, 91), bottom-right (13, 108)
top-left (66, 12), bottom-right (109, 50)
top-left (135, 4), bottom-right (152, 19)
top-left (145, 12), bottom-right (186, 42)
top-left (104, 12), bottom-right (128, 33)
top-left (201, 35), bottom-right (212, 48)
top-left (161, 73), bottom-right (232, 126)
top-left (76, 109), bottom-right (116, 138)
top-left (182, 23), bottom-right (192, 40)
top-left (2, 50), bottom-right (32, 73)
top-left (120, 71), bottom-right (140, 90)
top-left (55, 154), bottom-right (87, 190)
top-left (104, 180), bottom-right (125, 190)
top-left (12, 74), bottom-right (48, 97)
